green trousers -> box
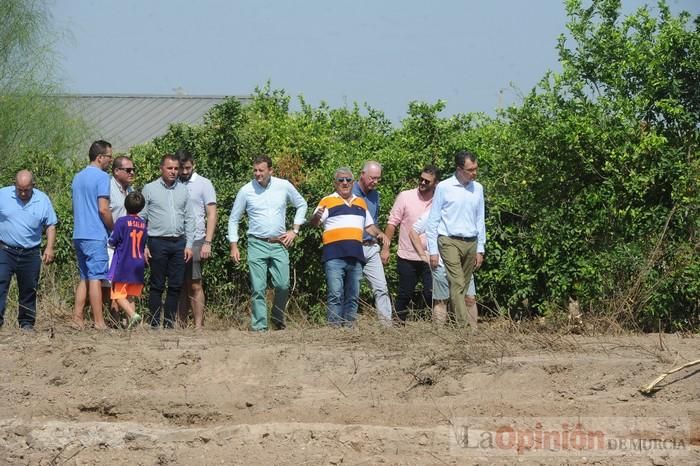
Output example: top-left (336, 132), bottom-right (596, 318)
top-left (247, 237), bottom-right (289, 330)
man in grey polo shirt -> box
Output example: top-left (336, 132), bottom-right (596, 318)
top-left (176, 149), bottom-right (217, 328)
top-left (106, 155), bottom-right (135, 323)
top-left (142, 153), bottom-right (195, 329)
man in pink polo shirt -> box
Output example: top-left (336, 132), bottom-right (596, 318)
top-left (382, 165), bottom-right (440, 322)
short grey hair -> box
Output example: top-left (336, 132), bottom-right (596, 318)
top-left (334, 167), bottom-right (353, 179)
top-left (361, 160), bottom-right (382, 173)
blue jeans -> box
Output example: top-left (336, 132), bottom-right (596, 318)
top-left (325, 258), bottom-right (362, 326)
top-left (0, 244), bottom-right (41, 328)
top-left (147, 237), bottom-right (186, 328)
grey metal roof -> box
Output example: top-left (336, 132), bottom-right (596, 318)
top-left (58, 94), bottom-right (251, 152)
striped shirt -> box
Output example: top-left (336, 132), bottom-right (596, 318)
top-left (315, 193), bottom-right (374, 263)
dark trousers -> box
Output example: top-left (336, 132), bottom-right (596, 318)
top-left (148, 237), bottom-right (186, 328)
top-left (395, 257), bottom-right (432, 321)
top-left (0, 244), bottom-right (41, 328)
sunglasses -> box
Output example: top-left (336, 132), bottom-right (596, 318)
top-left (335, 177), bottom-right (353, 183)
top-left (419, 177), bottom-right (432, 185)
top-left (117, 167), bottom-right (136, 174)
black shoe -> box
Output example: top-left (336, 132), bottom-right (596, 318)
top-left (20, 325), bottom-right (35, 332)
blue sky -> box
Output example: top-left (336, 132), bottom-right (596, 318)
top-left (51, 0), bottom-right (698, 122)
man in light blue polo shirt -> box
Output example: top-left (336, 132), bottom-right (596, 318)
top-left (228, 155), bottom-right (307, 331)
top-left (71, 140), bottom-right (114, 330)
top-left (0, 170), bottom-right (57, 330)
top-left (426, 150), bottom-right (486, 328)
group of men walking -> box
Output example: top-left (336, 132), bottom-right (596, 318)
top-left (0, 141), bottom-right (485, 331)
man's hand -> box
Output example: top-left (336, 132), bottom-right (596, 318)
top-left (380, 248), bottom-right (390, 265)
top-left (200, 242), bottom-right (212, 260)
top-left (184, 247), bottom-right (193, 263)
top-left (475, 253), bottom-right (484, 270)
top-left (145, 246), bottom-right (151, 265)
top-left (310, 206), bottom-right (326, 226)
top-left (42, 247), bottom-right (54, 265)
top-left (279, 230), bottom-right (297, 248)
top-left (230, 243), bottom-right (240, 263)
top-left (429, 254), bottom-right (440, 269)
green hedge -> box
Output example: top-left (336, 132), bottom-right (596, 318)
top-left (8, 0), bottom-right (697, 330)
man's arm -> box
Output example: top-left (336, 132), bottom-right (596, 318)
top-left (475, 184), bottom-right (486, 269)
top-left (279, 183), bottom-right (308, 247)
top-left (42, 225), bottom-right (56, 264)
top-left (365, 224), bottom-right (388, 246)
top-left (98, 197), bottom-right (113, 231)
top-left (426, 185), bottom-right (444, 269)
top-left (201, 202), bottom-right (217, 259)
top-left (309, 204), bottom-right (326, 227)
top-left (381, 224), bottom-right (396, 265)
top-left (227, 188), bottom-right (247, 263)
top-left (408, 229), bottom-right (429, 263)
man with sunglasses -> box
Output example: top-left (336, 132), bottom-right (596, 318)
top-left (104, 155), bottom-right (136, 325)
top-left (71, 140), bottom-right (114, 330)
top-left (351, 160), bottom-right (392, 326)
top-left (311, 168), bottom-right (387, 326)
top-left (383, 165), bottom-right (440, 322)
top-left (109, 156), bottom-right (136, 220)
top-left (426, 150), bottom-right (485, 328)
top-left (0, 170), bottom-right (57, 330)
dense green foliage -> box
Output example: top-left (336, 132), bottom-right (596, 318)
top-left (0, 0), bottom-right (87, 173)
top-left (13, 0), bottom-right (698, 329)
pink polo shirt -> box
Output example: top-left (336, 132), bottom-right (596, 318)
top-left (387, 188), bottom-right (434, 261)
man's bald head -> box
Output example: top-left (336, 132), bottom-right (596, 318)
top-left (14, 170), bottom-right (35, 202)
top-left (16, 170), bottom-right (34, 185)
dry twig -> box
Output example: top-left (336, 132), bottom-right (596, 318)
top-left (639, 359), bottom-right (700, 395)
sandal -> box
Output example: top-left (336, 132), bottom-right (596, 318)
top-left (128, 313), bottom-right (142, 329)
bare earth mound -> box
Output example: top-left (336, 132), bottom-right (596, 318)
top-left (0, 321), bottom-right (698, 465)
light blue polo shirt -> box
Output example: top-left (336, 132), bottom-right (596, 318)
top-left (352, 182), bottom-right (380, 242)
top-left (0, 186), bottom-right (58, 249)
top-left (72, 165), bottom-right (110, 240)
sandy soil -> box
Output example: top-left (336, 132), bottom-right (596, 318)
top-left (0, 318), bottom-right (698, 465)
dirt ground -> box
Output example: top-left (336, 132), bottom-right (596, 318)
top-left (0, 316), bottom-right (698, 465)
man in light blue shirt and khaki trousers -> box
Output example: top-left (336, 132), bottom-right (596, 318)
top-left (228, 155), bottom-right (308, 331)
top-left (426, 150), bottom-right (486, 328)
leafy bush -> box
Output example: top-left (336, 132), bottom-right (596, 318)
top-left (19, 1), bottom-right (698, 330)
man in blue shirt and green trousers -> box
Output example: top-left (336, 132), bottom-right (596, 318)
top-left (228, 155), bottom-right (308, 331)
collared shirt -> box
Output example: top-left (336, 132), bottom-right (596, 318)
top-left (181, 172), bottom-right (217, 240)
top-left (109, 176), bottom-right (134, 222)
top-left (0, 186), bottom-right (58, 249)
top-left (351, 183), bottom-right (380, 242)
top-left (141, 178), bottom-right (195, 248)
top-left (72, 165), bottom-right (110, 240)
top-left (426, 174), bottom-right (486, 255)
top-left (315, 193), bottom-right (373, 263)
top-left (227, 176), bottom-right (308, 243)
top-left (412, 211), bottom-right (443, 267)
top-left (386, 187), bottom-right (433, 261)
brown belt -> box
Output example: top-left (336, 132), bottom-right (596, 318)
top-left (250, 235), bottom-right (282, 244)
